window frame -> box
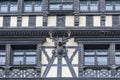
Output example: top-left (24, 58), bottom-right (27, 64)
top-left (49, 0), bottom-right (73, 10)
top-left (24, 1), bottom-right (42, 12)
top-left (13, 50), bottom-right (36, 65)
top-left (80, 0), bottom-right (99, 12)
top-left (0, 1), bottom-right (18, 13)
top-left (84, 50), bottom-right (108, 66)
top-left (0, 50), bottom-right (6, 65)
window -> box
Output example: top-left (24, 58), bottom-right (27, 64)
top-left (115, 1), bottom-right (120, 11)
top-left (90, 1), bottom-right (98, 11)
top-left (80, 0), bottom-right (99, 12)
top-left (0, 50), bottom-right (5, 65)
top-left (24, 2), bottom-right (32, 12)
top-left (84, 45), bottom-right (109, 65)
top-left (106, 1), bottom-right (113, 11)
top-left (115, 45), bottom-right (120, 65)
top-left (0, 1), bottom-right (18, 13)
top-left (24, 1), bottom-right (42, 12)
top-left (62, 4), bottom-right (73, 10)
top-left (10, 2), bottom-right (18, 12)
top-left (80, 1), bottom-right (88, 11)
top-left (0, 2), bottom-right (8, 12)
top-left (13, 50), bottom-right (36, 65)
top-left (49, 0), bottom-right (73, 10)
top-left (49, 4), bottom-right (61, 10)
top-left (34, 1), bottom-right (42, 12)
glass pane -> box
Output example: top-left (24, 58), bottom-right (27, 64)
top-left (10, 2), bottom-right (18, 12)
top-left (26, 57), bottom-right (36, 64)
top-left (97, 57), bottom-right (107, 65)
top-left (90, 5), bottom-right (98, 11)
top-left (85, 51), bottom-right (95, 55)
top-left (106, 5), bottom-right (113, 11)
top-left (13, 57), bottom-right (24, 65)
top-left (49, 4), bottom-right (60, 10)
top-left (80, 5), bottom-right (88, 11)
top-left (14, 51), bottom-right (24, 55)
top-left (106, 1), bottom-right (113, 11)
top-left (0, 2), bottom-right (8, 12)
top-left (85, 57), bottom-right (95, 65)
top-left (62, 4), bottom-right (73, 10)
top-left (0, 51), bottom-right (5, 55)
top-left (96, 51), bottom-right (108, 55)
top-left (34, 2), bottom-right (42, 12)
top-left (116, 57), bottom-right (120, 64)
top-left (115, 5), bottom-right (120, 11)
top-left (0, 57), bottom-right (5, 65)
top-left (26, 51), bottom-right (36, 55)
top-left (24, 2), bottom-right (32, 12)
top-left (116, 51), bottom-right (120, 55)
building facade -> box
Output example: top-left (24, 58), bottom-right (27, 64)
top-left (0, 0), bottom-right (120, 80)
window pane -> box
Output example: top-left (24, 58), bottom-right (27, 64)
top-left (62, 4), bottom-right (73, 10)
top-left (0, 57), bottom-right (5, 65)
top-left (0, 51), bottom-right (5, 55)
top-left (14, 51), bottom-right (24, 55)
top-left (115, 1), bottom-right (120, 11)
top-left (1, 2), bottom-right (8, 12)
top-left (80, 1), bottom-right (88, 11)
top-left (13, 57), bottom-right (24, 65)
top-left (85, 51), bottom-right (95, 55)
top-left (97, 57), bottom-right (107, 65)
top-left (116, 57), bottom-right (120, 64)
top-left (106, 5), bottom-right (113, 11)
top-left (116, 51), bottom-right (120, 55)
top-left (49, 4), bottom-right (60, 10)
top-left (96, 51), bottom-right (108, 55)
top-left (90, 5), bottom-right (98, 11)
top-left (85, 57), bottom-right (95, 65)
top-left (106, 1), bottom-right (113, 11)
top-left (26, 57), bottom-right (36, 64)
top-left (10, 2), bottom-right (18, 12)
top-left (24, 2), bottom-right (32, 12)
top-left (26, 51), bottom-right (36, 55)
top-left (90, 1), bottom-right (98, 11)
top-left (34, 2), bottom-right (42, 12)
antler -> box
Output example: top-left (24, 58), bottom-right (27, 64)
top-left (66, 30), bottom-right (71, 38)
top-left (49, 31), bottom-right (57, 42)
top-left (49, 31), bottom-right (53, 39)
top-left (63, 30), bottom-right (71, 42)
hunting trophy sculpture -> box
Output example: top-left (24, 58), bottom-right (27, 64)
top-left (42, 30), bottom-right (77, 77)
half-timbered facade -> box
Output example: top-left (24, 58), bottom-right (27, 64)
top-left (0, 0), bottom-right (120, 80)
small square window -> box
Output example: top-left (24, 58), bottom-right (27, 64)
top-left (0, 57), bottom-right (5, 65)
top-left (26, 57), bottom-right (36, 64)
top-left (106, 1), bottom-right (113, 11)
top-left (0, 2), bottom-right (8, 12)
top-left (62, 4), bottom-right (73, 10)
top-left (24, 2), bottom-right (32, 12)
top-left (10, 2), bottom-right (18, 12)
top-left (34, 2), bottom-right (42, 12)
top-left (80, 1), bottom-right (88, 11)
top-left (13, 57), bottom-right (24, 65)
top-left (97, 57), bottom-right (107, 65)
top-left (49, 4), bottom-right (60, 10)
top-left (85, 57), bottom-right (95, 65)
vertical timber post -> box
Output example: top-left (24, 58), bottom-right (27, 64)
top-left (109, 43), bottom-right (116, 77)
top-left (78, 42), bottom-right (84, 77)
top-left (36, 43), bottom-right (42, 78)
top-left (5, 44), bottom-right (11, 78)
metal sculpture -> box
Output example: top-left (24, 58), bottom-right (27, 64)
top-left (42, 30), bottom-right (77, 77)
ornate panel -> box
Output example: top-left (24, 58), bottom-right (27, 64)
top-left (10, 69), bottom-right (37, 78)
